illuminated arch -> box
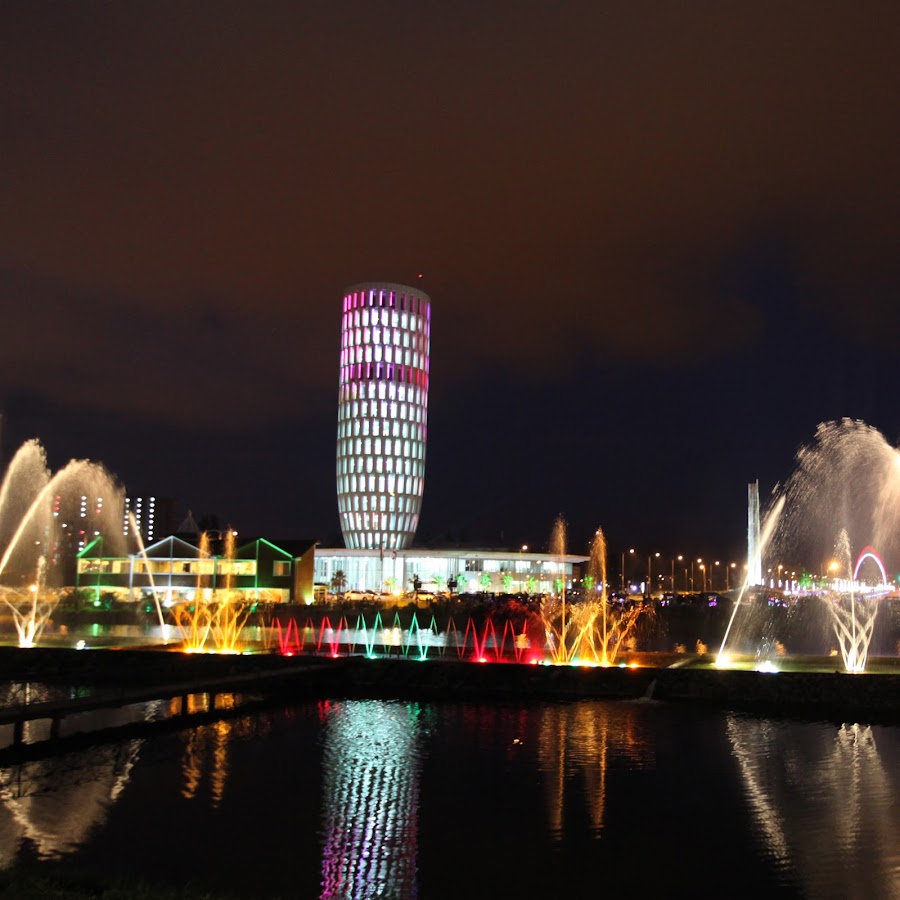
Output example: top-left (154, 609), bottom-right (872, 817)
top-left (853, 545), bottom-right (887, 584)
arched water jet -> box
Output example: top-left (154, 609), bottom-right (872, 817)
top-left (0, 446), bottom-right (124, 647)
top-left (717, 495), bottom-right (785, 666)
top-left (2, 557), bottom-right (56, 647)
top-left (0, 458), bottom-right (122, 580)
top-left (0, 440), bottom-right (50, 561)
top-left (129, 512), bottom-right (167, 633)
top-left (827, 530), bottom-right (877, 672)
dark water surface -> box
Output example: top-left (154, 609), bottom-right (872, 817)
top-left (1, 695), bottom-right (898, 899)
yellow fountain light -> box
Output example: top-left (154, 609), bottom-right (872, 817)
top-left (755, 660), bottom-right (779, 673)
top-left (715, 652), bottom-right (733, 669)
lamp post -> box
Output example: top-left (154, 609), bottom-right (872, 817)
top-left (620, 547), bottom-right (634, 593)
top-left (727, 562), bottom-right (736, 590)
top-left (671, 555), bottom-right (683, 594)
top-left (648, 551), bottom-right (660, 598)
top-left (713, 560), bottom-right (720, 592)
top-left (699, 563), bottom-right (707, 592)
top-left (692, 558), bottom-right (702, 592)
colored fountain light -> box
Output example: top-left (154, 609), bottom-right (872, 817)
top-left (540, 519), bottom-right (651, 667)
top-left (173, 530), bottom-right (250, 653)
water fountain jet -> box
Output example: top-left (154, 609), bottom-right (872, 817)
top-left (0, 441), bottom-right (125, 647)
top-left (719, 420), bottom-right (900, 671)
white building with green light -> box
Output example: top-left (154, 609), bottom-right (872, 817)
top-left (76, 535), bottom-right (317, 605)
top-left (314, 547), bottom-right (588, 597)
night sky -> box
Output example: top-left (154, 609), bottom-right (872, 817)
top-left (1, 2), bottom-right (898, 563)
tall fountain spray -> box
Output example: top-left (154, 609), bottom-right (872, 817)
top-left (540, 522), bottom-right (650, 666)
top-left (542, 517), bottom-right (570, 663)
top-left (174, 530), bottom-right (248, 653)
top-left (210, 529), bottom-right (248, 653)
top-left (589, 529), bottom-right (609, 664)
top-left (0, 440), bottom-right (124, 647)
top-left (585, 528), bottom-right (651, 666)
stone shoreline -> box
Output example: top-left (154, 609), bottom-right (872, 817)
top-left (0, 647), bottom-right (898, 722)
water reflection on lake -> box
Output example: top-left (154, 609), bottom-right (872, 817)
top-left (0, 696), bottom-right (898, 899)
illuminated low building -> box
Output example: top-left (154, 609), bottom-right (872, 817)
top-left (314, 547), bottom-right (588, 597)
top-left (76, 535), bottom-right (317, 605)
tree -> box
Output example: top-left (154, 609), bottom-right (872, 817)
top-left (479, 572), bottom-right (492, 594)
top-left (501, 572), bottom-right (513, 594)
top-left (330, 570), bottom-right (347, 595)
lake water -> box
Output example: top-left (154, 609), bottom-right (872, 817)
top-left (0, 694), bottom-right (898, 899)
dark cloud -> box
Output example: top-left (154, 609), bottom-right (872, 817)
top-left (0, 269), bottom-right (336, 426)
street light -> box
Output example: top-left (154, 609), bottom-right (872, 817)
top-left (692, 558), bottom-right (702, 592)
top-left (648, 551), bottom-right (660, 598)
top-left (727, 562), bottom-right (736, 590)
top-left (672, 555), bottom-right (683, 594)
top-left (621, 547), bottom-right (634, 592)
top-left (699, 563), bottom-right (707, 592)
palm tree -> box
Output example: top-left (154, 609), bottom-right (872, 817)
top-left (330, 570), bottom-right (347, 596)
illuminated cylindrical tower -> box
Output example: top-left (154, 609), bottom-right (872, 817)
top-left (337, 282), bottom-right (431, 550)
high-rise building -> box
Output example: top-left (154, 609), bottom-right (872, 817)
top-left (336, 282), bottom-right (431, 550)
